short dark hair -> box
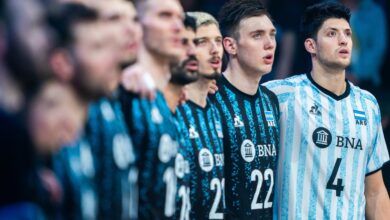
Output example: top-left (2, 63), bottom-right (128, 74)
top-left (184, 14), bottom-right (196, 32)
top-left (48, 3), bottom-right (99, 48)
top-left (218, 0), bottom-right (271, 39)
top-left (301, 1), bottom-right (351, 40)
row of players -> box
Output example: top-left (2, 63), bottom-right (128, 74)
top-left (2, 0), bottom-right (388, 219)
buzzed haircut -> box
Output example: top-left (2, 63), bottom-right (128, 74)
top-left (186, 11), bottom-right (219, 29)
top-left (218, 0), bottom-right (271, 39)
top-left (301, 1), bottom-right (351, 40)
top-left (48, 3), bottom-right (99, 48)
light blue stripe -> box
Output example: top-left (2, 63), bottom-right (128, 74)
top-left (294, 86), bottom-right (310, 219)
top-left (348, 90), bottom-right (363, 219)
top-left (279, 93), bottom-right (295, 218)
top-left (322, 94), bottom-right (337, 219)
top-left (357, 92), bottom-right (372, 220)
top-left (308, 86), bottom-right (324, 219)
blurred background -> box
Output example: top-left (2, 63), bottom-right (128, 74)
top-left (181, 0), bottom-right (390, 190)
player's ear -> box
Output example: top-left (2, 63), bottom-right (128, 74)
top-left (304, 38), bottom-right (317, 55)
top-left (223, 37), bottom-right (237, 56)
top-left (50, 49), bottom-right (75, 82)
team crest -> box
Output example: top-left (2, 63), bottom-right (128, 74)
top-left (240, 139), bottom-right (256, 162)
top-left (198, 148), bottom-right (214, 172)
top-left (353, 110), bottom-right (367, 126)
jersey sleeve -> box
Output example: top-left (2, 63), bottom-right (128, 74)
top-left (366, 107), bottom-right (390, 175)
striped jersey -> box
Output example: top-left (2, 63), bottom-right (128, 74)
top-left (120, 88), bottom-right (179, 220)
top-left (263, 73), bottom-right (390, 220)
top-left (53, 137), bottom-right (98, 220)
top-left (87, 97), bottom-right (137, 220)
top-left (175, 99), bottom-right (225, 220)
top-left (212, 75), bottom-right (280, 219)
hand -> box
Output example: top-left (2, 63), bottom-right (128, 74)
top-left (39, 168), bottom-right (63, 205)
top-left (121, 64), bottom-right (156, 100)
top-left (208, 80), bottom-right (218, 95)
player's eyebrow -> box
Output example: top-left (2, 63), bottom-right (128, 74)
top-left (249, 29), bottom-right (265, 35)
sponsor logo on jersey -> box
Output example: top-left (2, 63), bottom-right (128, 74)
top-left (353, 110), bottom-right (367, 126)
top-left (234, 114), bottom-right (244, 128)
top-left (198, 148), bottom-right (214, 172)
top-left (241, 139), bottom-right (256, 162)
top-left (312, 127), bottom-right (332, 148)
top-left (240, 139), bottom-right (276, 162)
top-left (336, 136), bottom-right (363, 150)
top-left (175, 153), bottom-right (190, 178)
top-left (309, 104), bottom-right (321, 116)
top-left (101, 101), bottom-right (116, 122)
top-left (158, 134), bottom-right (178, 163)
top-left (113, 133), bottom-right (135, 169)
top-left (265, 110), bottom-right (276, 127)
top-left (188, 125), bottom-right (199, 139)
top-left (151, 106), bottom-right (163, 124)
top-left (80, 141), bottom-right (95, 178)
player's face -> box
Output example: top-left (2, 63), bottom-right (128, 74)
top-left (29, 81), bottom-right (86, 154)
top-left (72, 22), bottom-right (120, 99)
top-left (170, 27), bottom-right (199, 85)
top-left (236, 15), bottom-right (276, 76)
top-left (194, 24), bottom-right (223, 78)
top-left (313, 18), bottom-right (352, 70)
top-left (140, 0), bottom-right (184, 62)
top-left (97, 0), bottom-right (142, 67)
top-left (6, 0), bottom-right (53, 80)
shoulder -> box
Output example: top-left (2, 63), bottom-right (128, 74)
top-left (262, 74), bottom-right (308, 95)
top-left (351, 83), bottom-right (380, 110)
top-left (262, 74), bottom-right (309, 104)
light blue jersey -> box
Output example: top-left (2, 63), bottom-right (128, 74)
top-left (264, 73), bottom-right (389, 220)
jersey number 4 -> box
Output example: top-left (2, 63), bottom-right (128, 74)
top-left (326, 158), bottom-right (344, 197)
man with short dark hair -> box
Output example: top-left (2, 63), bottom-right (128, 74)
top-left (48, 3), bottom-right (121, 219)
top-left (119, 0), bottom-right (185, 219)
top-left (216, 0), bottom-right (280, 218)
top-left (264, 2), bottom-right (390, 219)
top-left (175, 11), bottom-right (225, 220)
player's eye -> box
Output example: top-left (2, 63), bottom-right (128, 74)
top-left (215, 37), bottom-right (223, 45)
top-left (159, 11), bottom-right (173, 19)
top-left (195, 39), bottom-right (207, 46)
top-left (327, 31), bottom-right (337, 37)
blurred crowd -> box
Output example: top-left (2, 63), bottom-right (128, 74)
top-left (0, 0), bottom-right (389, 219)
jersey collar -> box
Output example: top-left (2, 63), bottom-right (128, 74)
top-left (306, 73), bottom-right (350, 101)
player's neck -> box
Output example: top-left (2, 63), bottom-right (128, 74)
top-left (311, 62), bottom-right (347, 96)
top-left (138, 44), bottom-right (170, 92)
top-left (163, 83), bottom-right (183, 113)
top-left (187, 77), bottom-right (211, 108)
top-left (224, 60), bottom-right (261, 95)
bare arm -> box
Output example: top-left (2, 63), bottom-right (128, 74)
top-left (365, 170), bottom-right (390, 220)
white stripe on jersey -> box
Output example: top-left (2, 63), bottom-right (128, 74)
top-left (263, 74), bottom-right (389, 220)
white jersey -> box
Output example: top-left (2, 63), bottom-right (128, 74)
top-left (263, 73), bottom-right (389, 220)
